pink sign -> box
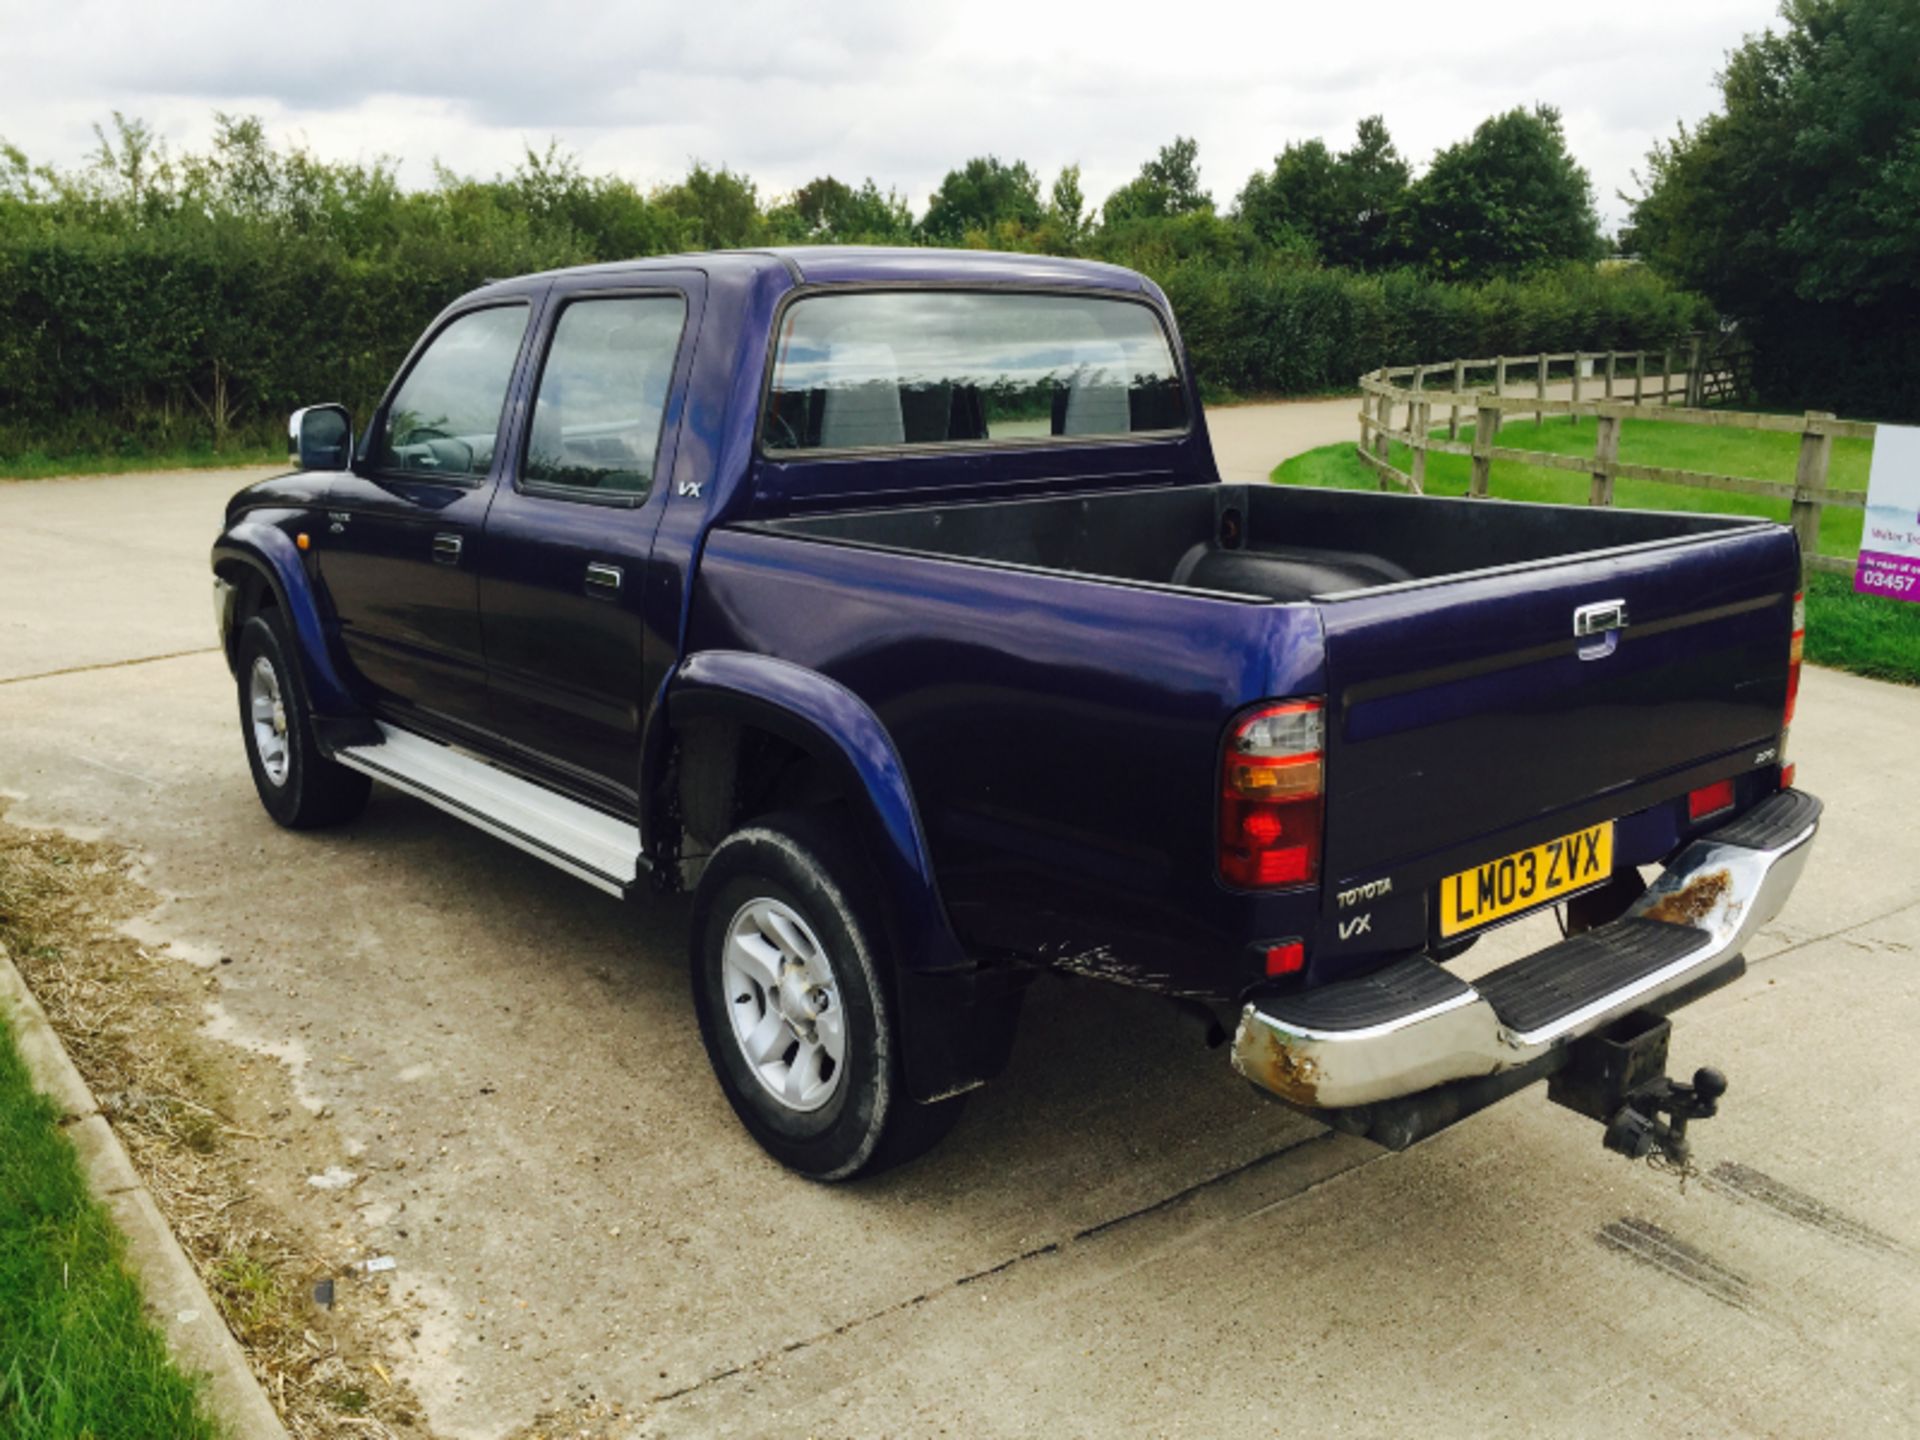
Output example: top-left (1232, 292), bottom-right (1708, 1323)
top-left (1855, 425), bottom-right (1920, 604)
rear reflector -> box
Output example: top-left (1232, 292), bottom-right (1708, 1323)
top-left (1689, 778), bottom-right (1736, 823)
top-left (1220, 700), bottom-right (1324, 889)
top-left (1265, 941), bottom-right (1306, 977)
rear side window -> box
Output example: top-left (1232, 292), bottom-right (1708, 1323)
top-left (375, 305), bottom-right (529, 478)
top-left (523, 295), bottom-right (687, 499)
top-left (762, 291), bottom-right (1188, 454)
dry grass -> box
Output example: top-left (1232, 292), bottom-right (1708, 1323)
top-left (0, 812), bottom-right (431, 1439)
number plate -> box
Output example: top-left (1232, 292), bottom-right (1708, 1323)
top-left (1437, 822), bottom-right (1614, 938)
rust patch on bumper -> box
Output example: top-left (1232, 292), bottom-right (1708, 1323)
top-left (1240, 1024), bottom-right (1323, 1106)
top-left (1642, 868), bottom-right (1732, 926)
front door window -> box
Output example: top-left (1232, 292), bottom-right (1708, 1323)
top-left (375, 305), bottom-right (530, 478)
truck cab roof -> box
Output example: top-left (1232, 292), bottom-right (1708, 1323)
top-left (465, 246), bottom-right (1152, 305)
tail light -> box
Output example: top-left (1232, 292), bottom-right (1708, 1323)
top-left (1781, 590), bottom-right (1804, 788)
top-left (1220, 700), bottom-right (1324, 888)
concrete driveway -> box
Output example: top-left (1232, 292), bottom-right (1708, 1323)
top-left (3, 430), bottom-right (1917, 1439)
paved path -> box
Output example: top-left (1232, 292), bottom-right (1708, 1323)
top-left (2, 449), bottom-right (1915, 1439)
top-left (1205, 395), bottom-right (1361, 482)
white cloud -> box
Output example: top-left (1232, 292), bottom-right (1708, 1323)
top-left (0, 0), bottom-right (1778, 226)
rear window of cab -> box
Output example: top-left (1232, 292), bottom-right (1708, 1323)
top-left (762, 290), bottom-right (1188, 454)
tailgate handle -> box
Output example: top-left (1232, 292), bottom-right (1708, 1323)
top-left (1573, 598), bottom-right (1628, 660)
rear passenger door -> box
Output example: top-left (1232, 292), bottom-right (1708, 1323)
top-left (476, 274), bottom-right (703, 812)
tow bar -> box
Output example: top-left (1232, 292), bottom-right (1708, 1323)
top-left (1546, 1008), bottom-right (1725, 1165)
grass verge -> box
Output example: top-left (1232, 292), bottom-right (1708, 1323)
top-left (0, 816), bottom-right (429, 1439)
top-left (1273, 417), bottom-right (1917, 685)
top-left (0, 1011), bottom-right (220, 1440)
top-left (0, 446), bottom-right (281, 482)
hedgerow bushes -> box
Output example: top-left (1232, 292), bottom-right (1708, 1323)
top-left (0, 229), bottom-right (1706, 459)
top-left (1150, 260), bottom-right (1709, 396)
top-left (0, 120), bottom-right (1710, 460)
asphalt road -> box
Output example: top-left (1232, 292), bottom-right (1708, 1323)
top-left (3, 422), bottom-right (1917, 1439)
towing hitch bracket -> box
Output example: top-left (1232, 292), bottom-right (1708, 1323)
top-left (1546, 1008), bottom-right (1726, 1165)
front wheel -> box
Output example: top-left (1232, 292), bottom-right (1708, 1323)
top-left (235, 614), bottom-right (370, 830)
top-left (690, 810), bottom-right (963, 1181)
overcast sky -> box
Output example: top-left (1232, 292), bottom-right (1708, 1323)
top-left (1, 0), bottom-right (1781, 231)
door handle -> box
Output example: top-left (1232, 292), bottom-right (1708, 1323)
top-left (433, 533), bottom-right (463, 566)
top-left (585, 562), bottom-right (623, 597)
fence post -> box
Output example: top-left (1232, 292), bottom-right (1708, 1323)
top-left (1661, 347), bottom-right (1675, 405)
top-left (1605, 350), bottom-right (1617, 400)
top-left (1684, 334), bottom-right (1703, 407)
top-left (1590, 414), bottom-right (1620, 507)
top-left (1448, 359), bottom-right (1464, 439)
top-left (1791, 411), bottom-right (1835, 573)
top-left (1633, 352), bottom-right (1646, 406)
top-left (1409, 401), bottom-right (1430, 493)
top-left (1571, 351), bottom-right (1584, 424)
top-left (1471, 404), bottom-right (1499, 497)
top-left (1493, 358), bottom-right (1507, 437)
top-left (1373, 391), bottom-right (1393, 461)
top-left (1536, 352), bottom-right (1548, 428)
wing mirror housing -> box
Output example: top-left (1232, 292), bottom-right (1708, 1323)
top-left (289, 404), bottom-right (353, 471)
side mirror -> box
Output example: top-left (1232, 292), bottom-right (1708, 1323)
top-left (289, 404), bottom-right (353, 471)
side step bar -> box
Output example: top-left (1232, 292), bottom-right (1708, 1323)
top-left (334, 724), bottom-right (643, 896)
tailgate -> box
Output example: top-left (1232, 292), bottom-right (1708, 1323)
top-left (1321, 523), bottom-right (1797, 882)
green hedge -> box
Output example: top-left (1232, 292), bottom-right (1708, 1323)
top-left (1152, 260), bottom-right (1710, 397)
top-left (0, 225), bottom-right (1710, 458)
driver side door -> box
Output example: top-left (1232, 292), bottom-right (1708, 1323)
top-left (319, 298), bottom-right (538, 737)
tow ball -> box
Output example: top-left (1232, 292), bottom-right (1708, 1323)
top-left (1547, 1009), bottom-right (1726, 1166)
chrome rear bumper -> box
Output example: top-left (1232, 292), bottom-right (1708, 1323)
top-left (1231, 789), bottom-right (1820, 1112)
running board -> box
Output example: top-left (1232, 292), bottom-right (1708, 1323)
top-left (334, 724), bottom-right (642, 896)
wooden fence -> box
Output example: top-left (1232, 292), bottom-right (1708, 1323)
top-left (1355, 340), bottom-right (1872, 578)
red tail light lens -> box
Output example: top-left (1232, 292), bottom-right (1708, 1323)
top-left (1785, 591), bottom-right (1804, 727)
top-left (1220, 700), bottom-right (1324, 889)
top-left (1688, 778), bottom-right (1736, 823)
top-left (1781, 591), bottom-right (1804, 786)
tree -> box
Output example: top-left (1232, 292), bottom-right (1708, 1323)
top-left (1624, 0), bottom-right (1920, 416)
top-left (1235, 117), bottom-right (1409, 267)
top-left (652, 163), bottom-right (763, 249)
top-left (1101, 136), bottom-right (1213, 225)
top-left (1627, 0), bottom-right (1919, 311)
top-left (766, 176), bottom-right (913, 243)
top-left (1048, 165), bottom-right (1087, 241)
top-left (1236, 138), bottom-right (1340, 257)
top-left (1341, 116), bottom-right (1411, 267)
top-left (1402, 105), bottom-right (1602, 279)
top-left (919, 157), bottom-right (1043, 243)
top-left (89, 111), bottom-right (171, 217)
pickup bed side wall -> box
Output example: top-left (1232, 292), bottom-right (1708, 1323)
top-left (685, 524), bottom-right (1330, 1005)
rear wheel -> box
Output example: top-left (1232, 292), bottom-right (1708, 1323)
top-left (690, 810), bottom-right (963, 1180)
top-left (235, 613), bottom-right (370, 829)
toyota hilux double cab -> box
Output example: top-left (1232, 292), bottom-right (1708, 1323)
top-left (212, 247), bottom-right (1819, 1179)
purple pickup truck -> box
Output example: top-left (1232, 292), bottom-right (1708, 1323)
top-left (212, 247), bottom-right (1819, 1179)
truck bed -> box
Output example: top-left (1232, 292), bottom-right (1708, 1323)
top-left (746, 482), bottom-right (1768, 603)
top-left (731, 482), bottom-right (1797, 993)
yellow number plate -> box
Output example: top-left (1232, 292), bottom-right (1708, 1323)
top-left (1438, 822), bottom-right (1614, 938)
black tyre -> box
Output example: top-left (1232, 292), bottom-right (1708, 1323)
top-left (235, 613), bottom-right (371, 830)
top-left (690, 809), bottom-right (964, 1181)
